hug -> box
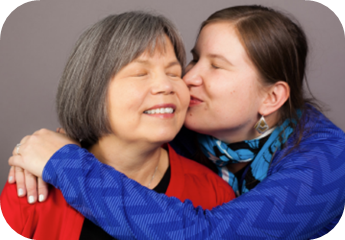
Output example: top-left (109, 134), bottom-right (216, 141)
top-left (3, 4), bottom-right (345, 240)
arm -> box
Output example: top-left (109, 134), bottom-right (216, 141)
top-left (42, 140), bottom-right (345, 240)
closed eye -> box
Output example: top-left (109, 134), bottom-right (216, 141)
top-left (168, 73), bottom-right (177, 77)
top-left (133, 73), bottom-right (147, 77)
top-left (167, 70), bottom-right (182, 77)
top-left (211, 64), bottom-right (221, 69)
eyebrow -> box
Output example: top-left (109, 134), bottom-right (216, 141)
top-left (208, 54), bottom-right (233, 65)
top-left (166, 61), bottom-right (181, 68)
top-left (132, 59), bottom-right (181, 68)
top-left (191, 48), bottom-right (233, 66)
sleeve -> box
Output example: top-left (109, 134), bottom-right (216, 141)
top-left (42, 142), bottom-right (345, 240)
top-left (0, 182), bottom-right (37, 238)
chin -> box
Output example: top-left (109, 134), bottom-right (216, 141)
top-left (149, 129), bottom-right (178, 144)
top-left (185, 119), bottom-right (221, 137)
top-left (184, 117), bottom-right (203, 132)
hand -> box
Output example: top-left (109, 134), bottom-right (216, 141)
top-left (8, 128), bottom-right (79, 178)
top-left (8, 166), bottom-right (48, 204)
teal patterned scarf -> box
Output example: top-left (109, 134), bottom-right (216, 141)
top-left (198, 118), bottom-right (294, 196)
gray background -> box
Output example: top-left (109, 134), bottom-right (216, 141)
top-left (0, 0), bottom-right (344, 191)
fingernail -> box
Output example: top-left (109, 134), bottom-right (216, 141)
top-left (28, 196), bottom-right (35, 204)
top-left (18, 188), bottom-right (24, 197)
top-left (39, 194), bottom-right (44, 202)
top-left (8, 176), bottom-right (13, 183)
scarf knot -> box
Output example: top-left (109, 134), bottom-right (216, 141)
top-left (198, 118), bottom-right (295, 196)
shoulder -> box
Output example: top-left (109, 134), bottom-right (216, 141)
top-left (270, 105), bottom-right (345, 180)
top-left (1, 182), bottom-right (34, 225)
top-left (1, 182), bottom-right (39, 237)
top-left (299, 105), bottom-right (345, 144)
top-left (262, 107), bottom-right (345, 234)
top-left (0, 183), bottom-right (83, 239)
top-left (276, 105), bottom-right (345, 161)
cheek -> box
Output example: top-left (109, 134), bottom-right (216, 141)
top-left (208, 81), bottom-right (236, 109)
top-left (181, 86), bottom-right (191, 109)
top-left (174, 81), bottom-right (190, 108)
top-left (110, 81), bottom-right (144, 106)
top-left (205, 73), bottom-right (234, 98)
top-left (208, 84), bottom-right (251, 121)
top-left (107, 87), bottom-right (141, 126)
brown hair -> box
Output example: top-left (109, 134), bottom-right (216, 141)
top-left (56, 11), bottom-right (185, 148)
top-left (199, 5), bottom-right (318, 145)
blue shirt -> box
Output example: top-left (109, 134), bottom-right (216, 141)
top-left (43, 106), bottom-right (345, 239)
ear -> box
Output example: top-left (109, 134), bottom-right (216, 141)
top-left (259, 81), bottom-right (290, 116)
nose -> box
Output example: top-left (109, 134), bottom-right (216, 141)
top-left (151, 73), bottom-right (175, 95)
top-left (183, 63), bottom-right (203, 87)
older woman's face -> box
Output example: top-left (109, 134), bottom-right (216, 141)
top-left (107, 36), bottom-right (190, 145)
top-left (183, 22), bottom-right (265, 143)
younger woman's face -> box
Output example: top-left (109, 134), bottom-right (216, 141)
top-left (183, 22), bottom-right (266, 143)
top-left (107, 36), bottom-right (190, 145)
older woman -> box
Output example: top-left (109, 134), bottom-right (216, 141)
top-left (7, 5), bottom-right (345, 240)
top-left (1, 12), bottom-right (235, 240)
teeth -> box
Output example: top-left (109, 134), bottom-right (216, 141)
top-left (144, 108), bottom-right (174, 114)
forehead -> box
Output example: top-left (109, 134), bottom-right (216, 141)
top-left (195, 22), bottom-right (251, 64)
top-left (195, 22), bottom-right (262, 81)
top-left (197, 22), bottom-right (242, 51)
top-left (136, 35), bottom-right (177, 61)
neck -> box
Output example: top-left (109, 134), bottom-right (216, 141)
top-left (210, 124), bottom-right (260, 144)
top-left (89, 136), bottom-right (169, 189)
top-left (213, 112), bottom-right (280, 144)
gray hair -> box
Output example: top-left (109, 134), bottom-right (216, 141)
top-left (56, 11), bottom-right (186, 148)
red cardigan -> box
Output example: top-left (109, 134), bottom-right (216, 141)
top-left (1, 145), bottom-right (235, 240)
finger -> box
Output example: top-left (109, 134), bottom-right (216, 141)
top-left (24, 170), bottom-right (38, 204)
top-left (56, 128), bottom-right (66, 135)
top-left (37, 178), bottom-right (49, 202)
top-left (9, 154), bottom-right (43, 179)
top-left (8, 155), bottom-right (24, 168)
top-left (8, 166), bottom-right (16, 183)
top-left (9, 156), bottom-right (27, 197)
top-left (20, 135), bottom-right (31, 144)
top-left (12, 136), bottom-right (30, 156)
top-left (14, 166), bottom-right (26, 197)
top-left (12, 143), bottom-right (22, 156)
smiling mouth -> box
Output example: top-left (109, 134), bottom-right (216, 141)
top-left (144, 107), bottom-right (175, 114)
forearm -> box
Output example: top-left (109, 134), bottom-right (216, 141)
top-left (43, 144), bottom-right (345, 239)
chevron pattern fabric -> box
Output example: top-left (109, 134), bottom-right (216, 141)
top-left (43, 107), bottom-right (345, 239)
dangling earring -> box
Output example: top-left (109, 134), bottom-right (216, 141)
top-left (255, 115), bottom-right (269, 134)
